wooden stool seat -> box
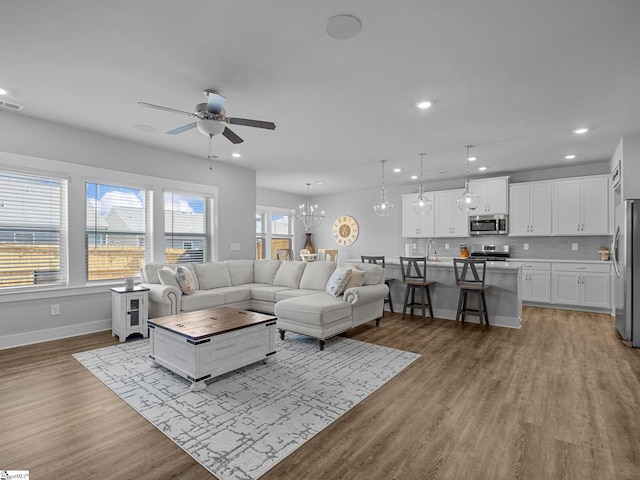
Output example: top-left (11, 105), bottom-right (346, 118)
top-left (361, 255), bottom-right (394, 313)
top-left (399, 256), bottom-right (434, 319)
top-left (454, 258), bottom-right (491, 327)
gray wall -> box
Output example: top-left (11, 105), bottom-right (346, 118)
top-left (0, 111), bottom-right (256, 349)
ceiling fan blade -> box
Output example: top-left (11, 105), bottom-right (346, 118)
top-left (227, 117), bottom-right (276, 130)
top-left (222, 127), bottom-right (244, 144)
top-left (206, 91), bottom-right (226, 114)
top-left (167, 122), bottom-right (197, 135)
top-left (137, 102), bottom-right (195, 117)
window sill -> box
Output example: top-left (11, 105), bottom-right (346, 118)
top-left (0, 282), bottom-right (124, 303)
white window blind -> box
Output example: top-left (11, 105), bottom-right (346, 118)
top-left (0, 170), bottom-right (68, 289)
top-left (165, 191), bottom-right (213, 263)
top-left (86, 182), bottom-right (149, 281)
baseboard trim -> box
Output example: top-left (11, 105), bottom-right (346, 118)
top-left (0, 319), bottom-right (112, 350)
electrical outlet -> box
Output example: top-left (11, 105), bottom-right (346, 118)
top-left (50, 304), bottom-right (60, 316)
top-left (524, 243), bottom-right (529, 251)
top-left (445, 243), bottom-right (450, 250)
top-left (572, 243), bottom-right (578, 251)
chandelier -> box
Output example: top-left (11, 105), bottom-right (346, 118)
top-left (373, 160), bottom-right (393, 216)
top-left (411, 153), bottom-right (433, 215)
top-left (456, 145), bottom-right (481, 212)
top-left (296, 183), bottom-right (325, 231)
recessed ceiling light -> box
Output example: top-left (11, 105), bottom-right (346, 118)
top-left (410, 175), bottom-right (418, 180)
top-left (325, 14), bottom-right (362, 40)
top-left (415, 100), bottom-right (432, 109)
top-left (393, 168), bottom-right (401, 173)
top-left (467, 156), bottom-right (477, 162)
top-left (232, 152), bottom-right (241, 158)
top-left (564, 154), bottom-right (576, 160)
top-left (133, 124), bottom-right (154, 132)
top-left (478, 166), bottom-right (488, 171)
top-left (572, 127), bottom-right (589, 135)
top-left (0, 88), bottom-right (7, 95)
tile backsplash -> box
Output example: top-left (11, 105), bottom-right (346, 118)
top-left (405, 235), bottom-right (612, 261)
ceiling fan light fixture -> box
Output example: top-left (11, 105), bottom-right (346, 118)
top-left (415, 100), bottom-right (432, 109)
top-left (197, 119), bottom-right (225, 137)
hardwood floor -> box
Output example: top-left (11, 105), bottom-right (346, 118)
top-left (2, 307), bottom-right (640, 479)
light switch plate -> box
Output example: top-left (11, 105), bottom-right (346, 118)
top-left (524, 243), bottom-right (529, 251)
top-left (230, 243), bottom-right (241, 251)
top-left (572, 243), bottom-right (578, 251)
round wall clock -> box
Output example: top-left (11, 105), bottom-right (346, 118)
top-left (332, 215), bottom-right (359, 246)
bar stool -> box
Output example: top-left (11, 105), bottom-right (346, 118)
top-left (361, 255), bottom-right (394, 313)
top-left (453, 258), bottom-right (490, 327)
top-left (399, 256), bottom-right (434, 319)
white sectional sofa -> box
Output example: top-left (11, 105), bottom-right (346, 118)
top-left (140, 259), bottom-right (389, 350)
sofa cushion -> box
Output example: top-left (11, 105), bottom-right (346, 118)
top-left (275, 293), bottom-right (352, 326)
top-left (143, 263), bottom-right (198, 287)
top-left (299, 261), bottom-right (337, 291)
top-left (195, 262), bottom-right (232, 289)
top-left (214, 285), bottom-right (253, 304)
top-left (225, 259), bottom-right (254, 285)
top-left (176, 266), bottom-right (196, 295)
top-left (254, 259), bottom-right (282, 284)
top-left (251, 285), bottom-right (296, 303)
top-left (344, 267), bottom-right (366, 290)
top-left (340, 262), bottom-right (383, 285)
top-left (158, 266), bottom-right (181, 290)
top-left (275, 289), bottom-right (322, 301)
top-left (326, 266), bottom-right (351, 296)
top-left (180, 290), bottom-right (227, 312)
top-left (272, 261), bottom-right (307, 288)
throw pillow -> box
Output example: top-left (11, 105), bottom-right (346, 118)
top-left (158, 266), bottom-right (181, 290)
top-left (343, 267), bottom-right (366, 291)
top-left (175, 265), bottom-right (196, 295)
top-left (326, 266), bottom-right (351, 297)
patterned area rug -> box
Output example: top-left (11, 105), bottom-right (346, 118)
top-left (74, 333), bottom-right (419, 480)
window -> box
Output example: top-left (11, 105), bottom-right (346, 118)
top-left (86, 182), bottom-right (150, 281)
top-left (0, 170), bottom-right (68, 289)
top-left (164, 191), bottom-right (214, 263)
top-left (256, 206), bottom-right (295, 259)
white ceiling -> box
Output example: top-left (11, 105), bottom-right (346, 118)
top-left (1, 1), bottom-right (639, 195)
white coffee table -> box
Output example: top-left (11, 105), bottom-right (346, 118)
top-left (148, 307), bottom-right (276, 391)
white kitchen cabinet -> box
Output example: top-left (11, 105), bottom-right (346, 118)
top-left (551, 262), bottom-right (611, 309)
top-left (469, 176), bottom-right (509, 215)
top-left (509, 181), bottom-right (552, 236)
top-left (402, 192), bottom-right (435, 238)
top-left (434, 189), bottom-right (469, 237)
top-left (552, 175), bottom-right (609, 235)
top-left (521, 262), bottom-right (551, 303)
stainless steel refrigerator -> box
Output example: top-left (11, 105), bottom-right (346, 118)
top-left (612, 200), bottom-right (640, 347)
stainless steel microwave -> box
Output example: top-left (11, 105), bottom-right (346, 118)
top-left (469, 214), bottom-right (508, 235)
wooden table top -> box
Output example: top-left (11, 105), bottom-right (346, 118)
top-left (148, 307), bottom-right (276, 341)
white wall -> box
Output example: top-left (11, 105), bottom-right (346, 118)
top-left (0, 111), bottom-right (256, 349)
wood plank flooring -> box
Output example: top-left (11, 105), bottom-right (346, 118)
top-left (1, 307), bottom-right (640, 479)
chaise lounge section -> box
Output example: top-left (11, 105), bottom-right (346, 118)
top-left (139, 259), bottom-right (389, 349)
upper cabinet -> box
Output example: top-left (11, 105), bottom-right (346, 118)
top-left (552, 175), bottom-right (610, 235)
top-left (509, 181), bottom-right (552, 236)
top-left (401, 192), bottom-right (435, 238)
top-left (468, 176), bottom-right (509, 215)
top-left (435, 189), bottom-right (469, 237)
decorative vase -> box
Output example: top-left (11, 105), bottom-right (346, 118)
top-left (304, 232), bottom-right (315, 253)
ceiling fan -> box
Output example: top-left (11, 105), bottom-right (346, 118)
top-left (137, 89), bottom-right (276, 146)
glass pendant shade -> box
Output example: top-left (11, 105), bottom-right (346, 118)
top-left (295, 183), bottom-right (325, 231)
top-left (411, 154), bottom-right (433, 215)
top-left (457, 181), bottom-right (481, 211)
top-left (457, 145), bottom-right (480, 212)
top-left (373, 160), bottom-right (394, 216)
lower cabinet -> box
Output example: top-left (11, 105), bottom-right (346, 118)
top-left (521, 262), bottom-right (551, 303)
top-left (550, 263), bottom-right (611, 309)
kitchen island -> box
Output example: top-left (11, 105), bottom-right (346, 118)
top-left (348, 258), bottom-right (522, 329)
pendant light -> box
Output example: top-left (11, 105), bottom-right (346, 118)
top-left (411, 153), bottom-right (433, 215)
top-left (373, 160), bottom-right (393, 216)
top-left (295, 183), bottom-right (325, 231)
top-left (456, 145), bottom-right (481, 212)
